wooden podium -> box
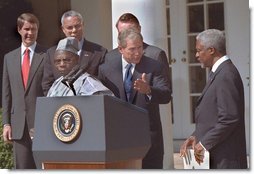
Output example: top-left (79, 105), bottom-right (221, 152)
top-left (32, 96), bottom-right (151, 169)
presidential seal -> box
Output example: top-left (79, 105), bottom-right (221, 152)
top-left (53, 104), bottom-right (81, 142)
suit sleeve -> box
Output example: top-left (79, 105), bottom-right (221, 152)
top-left (2, 55), bottom-right (12, 125)
top-left (100, 48), bottom-right (107, 64)
top-left (149, 63), bottom-right (172, 104)
top-left (155, 50), bottom-right (171, 83)
top-left (42, 49), bottom-right (55, 96)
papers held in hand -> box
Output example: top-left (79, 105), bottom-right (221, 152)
top-left (183, 149), bottom-right (210, 169)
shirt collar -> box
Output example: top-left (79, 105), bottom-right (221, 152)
top-left (121, 56), bottom-right (135, 69)
top-left (21, 42), bottom-right (37, 55)
top-left (121, 56), bottom-right (136, 80)
top-left (211, 55), bottom-right (229, 72)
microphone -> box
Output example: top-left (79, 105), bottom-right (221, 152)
top-left (61, 61), bottom-right (90, 96)
top-left (61, 64), bottom-right (80, 84)
top-left (61, 65), bottom-right (80, 95)
top-left (66, 64), bottom-right (89, 85)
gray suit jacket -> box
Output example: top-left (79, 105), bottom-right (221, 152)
top-left (143, 42), bottom-right (170, 81)
top-left (42, 38), bottom-right (107, 95)
top-left (2, 44), bottom-right (46, 139)
top-left (193, 59), bottom-right (247, 169)
top-left (98, 53), bottom-right (171, 168)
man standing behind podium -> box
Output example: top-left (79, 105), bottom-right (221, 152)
top-left (42, 10), bottom-right (107, 95)
top-left (2, 13), bottom-right (46, 169)
top-left (47, 37), bottom-right (112, 97)
top-left (98, 28), bottom-right (171, 169)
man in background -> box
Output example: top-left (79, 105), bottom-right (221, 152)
top-left (99, 28), bottom-right (171, 169)
top-left (2, 13), bottom-right (46, 169)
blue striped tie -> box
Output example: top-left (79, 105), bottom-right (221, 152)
top-left (124, 64), bottom-right (133, 102)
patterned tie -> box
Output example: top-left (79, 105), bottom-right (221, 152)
top-left (22, 48), bottom-right (30, 88)
top-left (124, 63), bottom-right (133, 102)
top-left (208, 71), bottom-right (214, 82)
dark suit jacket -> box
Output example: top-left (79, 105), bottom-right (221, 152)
top-left (42, 38), bottom-right (107, 95)
top-left (193, 59), bottom-right (247, 169)
top-left (143, 42), bottom-right (170, 80)
top-left (2, 44), bottom-right (46, 139)
top-left (98, 53), bottom-right (171, 168)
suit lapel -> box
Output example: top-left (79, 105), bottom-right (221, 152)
top-left (25, 45), bottom-right (44, 91)
top-left (13, 48), bottom-right (25, 90)
top-left (80, 50), bottom-right (93, 66)
top-left (196, 59), bottom-right (231, 105)
top-left (197, 75), bottom-right (215, 104)
top-left (80, 39), bottom-right (94, 65)
top-left (115, 59), bottom-right (126, 101)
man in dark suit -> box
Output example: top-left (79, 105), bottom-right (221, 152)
top-left (98, 28), bottom-right (171, 169)
top-left (107, 13), bottom-right (170, 82)
top-left (180, 29), bottom-right (247, 169)
top-left (42, 10), bottom-right (107, 95)
top-left (2, 13), bottom-right (46, 169)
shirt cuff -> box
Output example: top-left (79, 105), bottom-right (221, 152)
top-left (3, 124), bottom-right (10, 127)
top-left (147, 94), bottom-right (152, 100)
top-left (199, 141), bottom-right (207, 151)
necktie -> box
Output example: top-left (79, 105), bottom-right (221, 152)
top-left (208, 71), bottom-right (214, 82)
top-left (124, 63), bottom-right (133, 102)
top-left (22, 48), bottom-right (30, 88)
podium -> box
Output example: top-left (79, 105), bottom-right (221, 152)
top-left (32, 95), bottom-right (151, 169)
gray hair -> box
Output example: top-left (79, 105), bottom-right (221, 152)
top-left (61, 10), bottom-right (83, 25)
top-left (118, 28), bottom-right (143, 48)
top-left (196, 29), bottom-right (226, 55)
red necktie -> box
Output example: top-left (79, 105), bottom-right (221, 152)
top-left (22, 48), bottom-right (30, 88)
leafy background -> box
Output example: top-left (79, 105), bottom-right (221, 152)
top-left (0, 109), bottom-right (14, 169)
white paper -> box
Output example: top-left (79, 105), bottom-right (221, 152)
top-left (183, 149), bottom-right (210, 169)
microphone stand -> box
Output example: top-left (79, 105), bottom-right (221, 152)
top-left (61, 63), bottom-right (89, 96)
top-left (61, 65), bottom-right (80, 96)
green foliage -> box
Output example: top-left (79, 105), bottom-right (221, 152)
top-left (0, 109), bottom-right (14, 169)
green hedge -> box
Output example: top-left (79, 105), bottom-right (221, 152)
top-left (0, 109), bottom-right (14, 169)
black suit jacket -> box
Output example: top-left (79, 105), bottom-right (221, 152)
top-left (98, 53), bottom-right (171, 168)
top-left (193, 59), bottom-right (247, 169)
top-left (2, 44), bottom-right (46, 139)
top-left (42, 38), bottom-right (107, 95)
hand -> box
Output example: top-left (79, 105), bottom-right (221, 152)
top-left (3, 125), bottom-right (12, 144)
top-left (180, 136), bottom-right (197, 158)
top-left (134, 73), bottom-right (151, 95)
top-left (194, 143), bottom-right (205, 165)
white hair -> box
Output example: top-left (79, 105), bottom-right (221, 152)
top-left (196, 29), bottom-right (226, 54)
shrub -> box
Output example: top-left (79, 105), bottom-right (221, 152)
top-left (0, 109), bottom-right (14, 169)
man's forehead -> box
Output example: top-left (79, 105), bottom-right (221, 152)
top-left (118, 22), bottom-right (137, 31)
top-left (125, 38), bottom-right (142, 46)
